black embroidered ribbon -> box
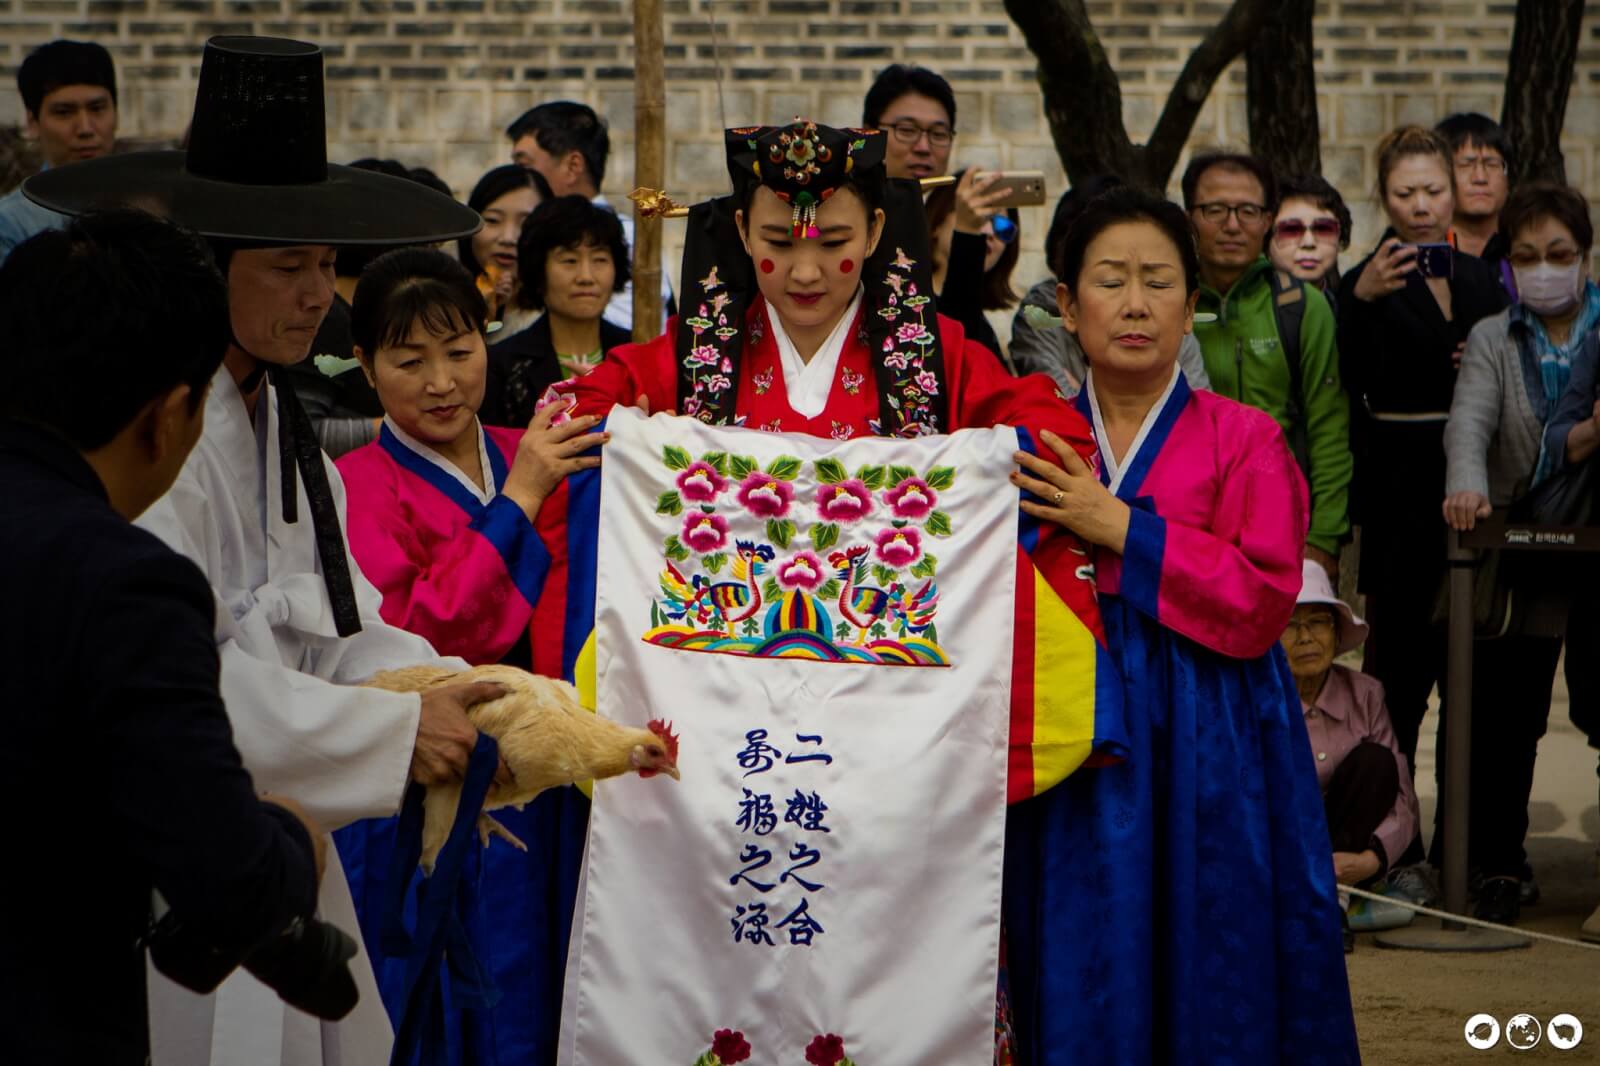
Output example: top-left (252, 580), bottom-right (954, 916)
top-left (674, 196), bottom-right (754, 426)
top-left (267, 364), bottom-right (363, 637)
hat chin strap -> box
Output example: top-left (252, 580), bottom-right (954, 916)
top-left (233, 328), bottom-right (363, 638)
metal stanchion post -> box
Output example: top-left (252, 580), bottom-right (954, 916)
top-left (1378, 525), bottom-right (1530, 951)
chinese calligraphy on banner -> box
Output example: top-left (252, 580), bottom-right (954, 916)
top-left (558, 406), bottom-right (1019, 1065)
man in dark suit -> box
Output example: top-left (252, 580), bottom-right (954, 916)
top-left (0, 209), bottom-right (325, 1065)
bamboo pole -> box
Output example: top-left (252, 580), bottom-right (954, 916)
top-left (631, 0), bottom-right (666, 341)
top-left (628, 176), bottom-right (959, 221)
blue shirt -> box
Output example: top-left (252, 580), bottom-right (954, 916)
top-left (0, 183), bottom-right (68, 263)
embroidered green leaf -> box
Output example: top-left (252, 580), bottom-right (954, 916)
top-left (742, 617), bottom-right (761, 636)
top-left (836, 620), bottom-right (853, 641)
top-left (911, 553), bottom-right (938, 579)
top-left (765, 455), bottom-right (802, 481)
top-left (855, 561), bottom-right (869, 585)
top-left (763, 577), bottom-right (782, 601)
top-left (888, 464), bottom-right (918, 486)
top-left (854, 464), bottom-right (886, 490)
top-left (811, 522), bottom-right (840, 551)
top-left (663, 534), bottom-right (691, 562)
top-left (730, 454), bottom-right (759, 479)
top-left (922, 624), bottom-right (939, 644)
top-left (650, 601), bottom-right (661, 628)
top-left (701, 451), bottom-right (729, 476)
top-left (663, 444), bottom-right (692, 471)
top-left (700, 504), bottom-right (716, 514)
top-left (814, 457), bottom-right (848, 484)
top-left (819, 578), bottom-right (841, 599)
top-left (873, 564), bottom-right (898, 586)
top-left (655, 490), bottom-right (683, 516)
top-left (925, 510), bottom-right (953, 537)
top-left (766, 518), bottom-right (795, 549)
top-left (925, 465), bottom-right (956, 490)
top-left (703, 551), bottom-right (728, 574)
top-left (870, 622), bottom-right (888, 639)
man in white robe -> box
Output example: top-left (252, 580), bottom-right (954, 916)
top-left (26, 36), bottom-right (504, 1066)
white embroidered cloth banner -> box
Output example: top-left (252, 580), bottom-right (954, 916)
top-left (559, 405), bottom-right (1020, 1066)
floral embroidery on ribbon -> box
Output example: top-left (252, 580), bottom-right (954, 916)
top-left (867, 247), bottom-right (942, 438)
top-left (682, 267), bottom-right (742, 424)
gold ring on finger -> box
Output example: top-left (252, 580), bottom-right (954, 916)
top-left (1052, 490), bottom-right (1065, 505)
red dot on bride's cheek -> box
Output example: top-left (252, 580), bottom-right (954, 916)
top-left (759, 258), bottom-right (776, 274)
top-left (838, 258), bottom-right (855, 274)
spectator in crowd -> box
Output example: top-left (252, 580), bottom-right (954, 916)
top-left (459, 163), bottom-right (553, 343)
top-left (1442, 181), bottom-right (1598, 923)
top-left (0, 40), bottom-right (117, 261)
top-left (862, 63), bottom-right (957, 181)
top-left (1337, 126), bottom-right (1506, 904)
top-left (1280, 560), bottom-right (1419, 947)
top-left (1184, 151), bottom-right (1352, 582)
top-left (1544, 310), bottom-right (1600, 942)
top-left (1437, 112), bottom-right (1515, 290)
top-left (506, 100), bottom-right (672, 331)
top-left (0, 209), bottom-right (323, 1065)
top-left (0, 124), bottom-right (40, 195)
top-left (1009, 175), bottom-right (1210, 396)
top-left (925, 168), bottom-right (1020, 361)
top-left (482, 195), bottom-right (632, 428)
top-left (1269, 173), bottom-right (1354, 312)
top-left (290, 158), bottom-right (457, 457)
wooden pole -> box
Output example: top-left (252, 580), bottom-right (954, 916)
top-left (631, 0), bottom-right (666, 342)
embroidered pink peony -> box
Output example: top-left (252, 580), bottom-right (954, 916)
top-left (804, 1034), bottom-right (847, 1066)
top-left (817, 479), bottom-right (873, 522)
top-left (896, 322), bottom-right (928, 344)
top-left (711, 1029), bottom-right (751, 1064)
top-left (682, 512), bottom-right (729, 553)
top-left (883, 350), bottom-right (910, 371)
top-left (873, 526), bottom-right (923, 568)
top-left (737, 472), bottom-right (794, 517)
top-left (686, 344), bottom-right (721, 367)
top-left (913, 370), bottom-right (940, 396)
top-left (776, 550), bottom-right (827, 591)
top-left (676, 462), bottom-right (728, 502)
top-left (884, 477), bottom-right (937, 519)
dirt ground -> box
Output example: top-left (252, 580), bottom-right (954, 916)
top-left (1345, 672), bottom-right (1600, 1063)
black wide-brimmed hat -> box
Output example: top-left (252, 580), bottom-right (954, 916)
top-left (24, 36), bottom-right (479, 246)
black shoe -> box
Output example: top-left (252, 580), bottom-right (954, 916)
top-left (1473, 876), bottom-right (1521, 926)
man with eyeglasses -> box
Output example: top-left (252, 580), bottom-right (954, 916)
top-left (1183, 151), bottom-right (1352, 583)
top-left (862, 64), bottom-right (957, 181)
top-left (1437, 113), bottom-right (1515, 292)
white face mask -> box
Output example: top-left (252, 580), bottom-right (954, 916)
top-left (1514, 261), bottom-right (1584, 317)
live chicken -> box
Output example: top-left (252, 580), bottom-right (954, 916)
top-left (364, 664), bottom-right (679, 868)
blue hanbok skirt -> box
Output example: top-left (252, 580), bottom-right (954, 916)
top-left (1003, 594), bottom-right (1361, 1065)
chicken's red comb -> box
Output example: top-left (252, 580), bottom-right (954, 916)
top-left (646, 719), bottom-right (680, 763)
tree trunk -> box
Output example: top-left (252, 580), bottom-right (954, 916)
top-left (1004, 0), bottom-right (1275, 190)
top-left (1500, 0), bottom-right (1584, 185)
top-left (631, 0), bottom-right (666, 341)
top-left (1246, 0), bottom-right (1320, 179)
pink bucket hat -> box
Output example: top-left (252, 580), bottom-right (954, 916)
top-left (1294, 559), bottom-right (1369, 655)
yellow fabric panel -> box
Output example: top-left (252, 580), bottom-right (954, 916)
top-left (575, 629), bottom-right (597, 798)
top-left (1029, 567), bottom-right (1096, 793)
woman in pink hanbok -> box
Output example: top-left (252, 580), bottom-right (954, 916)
top-left (1003, 187), bottom-right (1360, 1065)
top-left (332, 248), bottom-right (604, 1065)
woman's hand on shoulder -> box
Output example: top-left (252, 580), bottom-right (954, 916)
top-left (502, 406), bottom-right (609, 520)
top-left (1442, 490), bottom-right (1491, 531)
top-left (1352, 238), bottom-right (1416, 303)
top-left (1011, 428), bottom-right (1130, 554)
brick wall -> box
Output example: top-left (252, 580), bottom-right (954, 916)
top-left (3, 0), bottom-right (1597, 326)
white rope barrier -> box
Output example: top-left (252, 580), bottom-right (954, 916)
top-left (1343, 884), bottom-right (1600, 953)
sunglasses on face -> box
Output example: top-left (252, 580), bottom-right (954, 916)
top-left (1273, 218), bottom-right (1342, 243)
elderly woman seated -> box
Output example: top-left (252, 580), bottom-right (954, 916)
top-left (1281, 560), bottom-right (1421, 945)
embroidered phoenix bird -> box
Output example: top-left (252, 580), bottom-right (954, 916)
top-left (708, 539), bottom-right (775, 636)
top-left (828, 545), bottom-right (892, 643)
top-left (886, 578), bottom-right (939, 635)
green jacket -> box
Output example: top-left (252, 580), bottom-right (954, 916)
top-left (1194, 257), bottom-right (1352, 555)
